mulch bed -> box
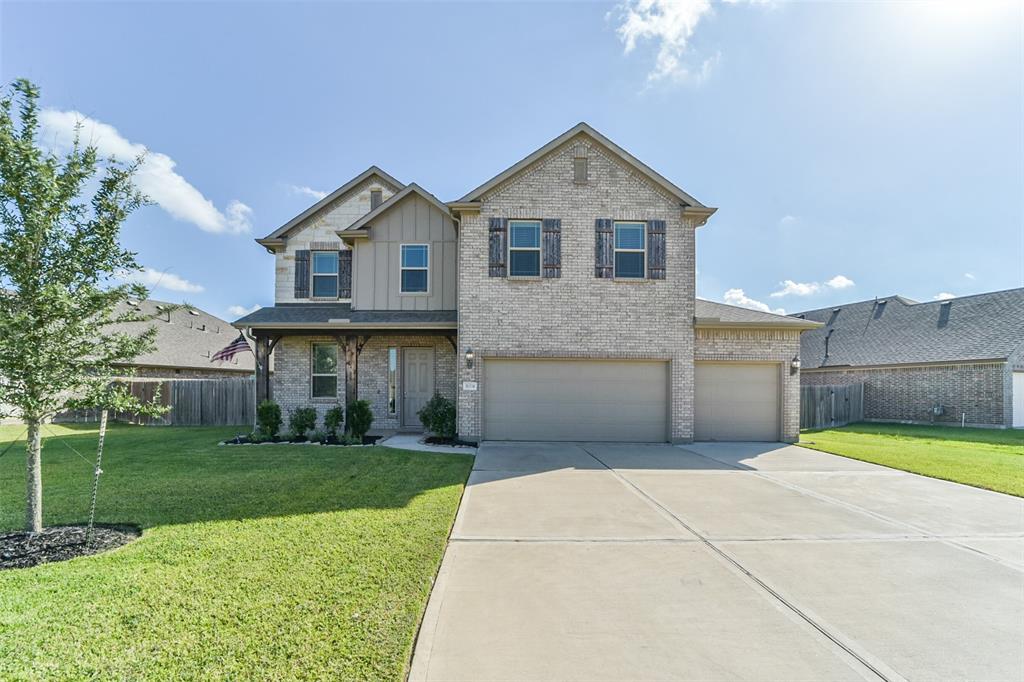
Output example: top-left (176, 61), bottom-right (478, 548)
top-left (424, 436), bottom-right (478, 448)
top-left (0, 524), bottom-right (141, 570)
top-left (222, 435), bottom-right (382, 446)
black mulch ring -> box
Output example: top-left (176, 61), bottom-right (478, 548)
top-left (0, 524), bottom-right (141, 570)
top-left (223, 434), bottom-right (383, 446)
top-left (424, 436), bottom-right (478, 448)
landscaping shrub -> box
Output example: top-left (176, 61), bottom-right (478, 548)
top-left (418, 394), bottom-right (456, 439)
top-left (323, 406), bottom-right (345, 437)
top-left (346, 400), bottom-right (374, 439)
top-left (289, 407), bottom-right (317, 440)
top-left (255, 400), bottom-right (282, 438)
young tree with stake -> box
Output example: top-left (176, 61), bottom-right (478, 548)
top-left (0, 79), bottom-right (163, 533)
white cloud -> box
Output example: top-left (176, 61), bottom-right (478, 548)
top-left (724, 288), bottom-right (786, 315)
top-left (771, 274), bottom-right (856, 297)
top-left (38, 109), bottom-right (252, 235)
top-left (771, 280), bottom-right (820, 297)
top-left (778, 215), bottom-right (797, 227)
top-left (613, 0), bottom-right (765, 84)
top-left (964, 272), bottom-right (975, 280)
top-left (933, 292), bottom-right (956, 301)
top-left (289, 185), bottom-right (328, 201)
top-left (227, 304), bottom-right (261, 317)
top-left (826, 274), bottom-right (855, 289)
top-left (127, 268), bottom-right (204, 294)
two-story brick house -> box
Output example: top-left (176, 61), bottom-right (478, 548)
top-left (235, 123), bottom-right (819, 443)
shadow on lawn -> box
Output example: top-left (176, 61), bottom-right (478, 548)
top-left (0, 424), bottom-right (474, 531)
top-left (805, 422), bottom-right (1024, 447)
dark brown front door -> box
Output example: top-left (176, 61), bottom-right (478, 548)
top-left (402, 347), bottom-right (434, 428)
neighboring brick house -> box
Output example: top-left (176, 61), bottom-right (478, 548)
top-left (235, 123), bottom-right (819, 442)
top-left (795, 289), bottom-right (1024, 428)
top-left (110, 299), bottom-right (256, 379)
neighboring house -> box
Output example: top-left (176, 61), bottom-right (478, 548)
top-left (235, 123), bottom-right (819, 443)
top-left (794, 288), bottom-right (1024, 428)
top-left (110, 299), bottom-right (256, 378)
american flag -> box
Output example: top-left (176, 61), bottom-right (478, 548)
top-left (212, 334), bottom-right (252, 362)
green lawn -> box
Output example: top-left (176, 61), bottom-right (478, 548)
top-left (0, 423), bottom-right (473, 681)
top-left (799, 423), bottom-right (1024, 497)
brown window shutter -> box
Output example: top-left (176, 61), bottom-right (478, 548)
top-left (647, 220), bottom-right (666, 279)
top-left (338, 250), bottom-right (352, 298)
top-left (488, 217), bottom-right (507, 277)
top-left (542, 218), bottom-right (561, 278)
top-left (294, 249), bottom-right (310, 297)
top-left (594, 219), bottom-right (613, 278)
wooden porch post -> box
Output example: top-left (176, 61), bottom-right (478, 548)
top-left (343, 334), bottom-right (358, 407)
top-left (252, 335), bottom-right (280, 405)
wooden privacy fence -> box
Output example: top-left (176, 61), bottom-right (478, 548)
top-left (800, 383), bottom-right (864, 430)
top-left (56, 378), bottom-right (255, 426)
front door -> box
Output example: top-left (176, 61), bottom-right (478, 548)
top-left (402, 347), bottom-right (435, 428)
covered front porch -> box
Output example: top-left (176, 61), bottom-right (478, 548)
top-left (237, 304), bottom-right (459, 434)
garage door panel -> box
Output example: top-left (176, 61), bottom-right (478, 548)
top-left (484, 359), bottom-right (668, 442)
top-left (695, 363), bottom-right (780, 442)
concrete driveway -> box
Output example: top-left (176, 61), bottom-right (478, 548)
top-left (410, 441), bottom-right (1024, 682)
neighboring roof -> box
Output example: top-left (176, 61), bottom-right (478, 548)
top-left (259, 166), bottom-right (404, 243)
top-left (794, 288), bottom-right (1024, 369)
top-left (109, 299), bottom-right (254, 372)
top-left (340, 183), bottom-right (451, 235)
top-left (455, 122), bottom-right (715, 216)
top-left (232, 303), bottom-right (457, 330)
top-left (695, 299), bottom-right (822, 329)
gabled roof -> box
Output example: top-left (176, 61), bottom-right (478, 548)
top-left (455, 122), bottom-right (715, 216)
top-left (110, 299), bottom-right (254, 372)
top-left (695, 299), bottom-right (821, 329)
top-left (258, 166), bottom-right (403, 245)
top-left (794, 288), bottom-right (1024, 369)
top-left (340, 183), bottom-right (451, 237)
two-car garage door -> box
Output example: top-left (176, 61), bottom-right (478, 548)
top-left (483, 359), bottom-right (669, 442)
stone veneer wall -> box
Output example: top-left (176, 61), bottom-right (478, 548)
top-left (694, 327), bottom-right (803, 442)
top-left (271, 334), bottom-right (456, 432)
top-left (274, 178), bottom-right (398, 303)
top-left (456, 137), bottom-right (697, 442)
top-left (801, 362), bottom-right (1010, 427)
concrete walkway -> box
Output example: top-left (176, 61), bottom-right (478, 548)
top-left (410, 441), bottom-right (1024, 681)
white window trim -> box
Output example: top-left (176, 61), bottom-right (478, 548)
top-left (310, 342), bottom-right (338, 400)
top-left (613, 221), bottom-right (646, 280)
top-left (311, 250), bottom-right (339, 299)
top-left (508, 220), bottom-right (542, 279)
top-left (400, 243), bottom-right (430, 295)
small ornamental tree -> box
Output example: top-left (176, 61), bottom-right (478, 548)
top-left (346, 400), bottom-right (374, 440)
top-left (0, 79), bottom-right (164, 532)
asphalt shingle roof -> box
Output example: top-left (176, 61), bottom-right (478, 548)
top-left (232, 303), bottom-right (457, 327)
top-left (110, 299), bottom-right (254, 372)
top-left (695, 299), bottom-right (820, 328)
top-left (794, 288), bottom-right (1024, 368)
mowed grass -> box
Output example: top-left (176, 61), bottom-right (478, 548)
top-left (0, 423), bottom-right (473, 681)
top-left (800, 423), bottom-right (1024, 496)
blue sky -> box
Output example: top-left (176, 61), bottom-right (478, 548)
top-left (3, 0), bottom-right (1021, 319)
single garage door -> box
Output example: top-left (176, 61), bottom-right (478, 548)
top-left (483, 359), bottom-right (669, 442)
top-left (695, 362), bottom-right (780, 441)
top-left (1013, 372), bottom-right (1024, 428)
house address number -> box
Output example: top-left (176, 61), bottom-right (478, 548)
top-left (462, 381), bottom-right (478, 391)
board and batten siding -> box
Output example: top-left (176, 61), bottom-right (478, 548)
top-left (352, 194), bottom-right (458, 311)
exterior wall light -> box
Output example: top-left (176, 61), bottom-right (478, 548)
top-left (790, 356), bottom-right (801, 374)
top-left (465, 347), bottom-right (475, 368)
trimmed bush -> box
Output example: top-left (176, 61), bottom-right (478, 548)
top-left (255, 400), bottom-right (282, 438)
top-left (323, 406), bottom-right (345, 437)
top-left (289, 407), bottom-right (317, 440)
top-left (417, 394), bottom-right (456, 439)
top-left (346, 400), bottom-right (374, 439)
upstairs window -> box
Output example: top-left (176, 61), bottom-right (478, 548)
top-left (311, 343), bottom-right (338, 398)
top-left (613, 222), bottom-right (645, 279)
top-left (401, 244), bottom-right (429, 293)
top-left (370, 189), bottom-right (383, 210)
top-left (508, 220), bottom-right (541, 277)
top-left (312, 251), bottom-right (339, 297)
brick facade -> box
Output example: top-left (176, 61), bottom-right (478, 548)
top-left (270, 334), bottom-right (455, 433)
top-left (695, 327), bottom-right (802, 441)
top-left (456, 138), bottom-right (697, 442)
top-left (801, 362), bottom-right (1011, 427)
